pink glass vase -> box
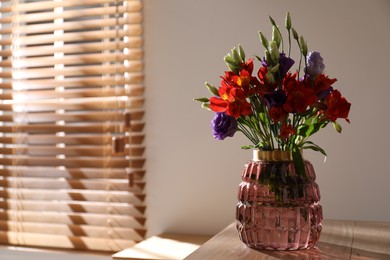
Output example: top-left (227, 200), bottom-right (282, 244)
top-left (236, 150), bottom-right (323, 250)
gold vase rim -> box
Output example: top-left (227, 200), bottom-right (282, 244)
top-left (252, 150), bottom-right (301, 162)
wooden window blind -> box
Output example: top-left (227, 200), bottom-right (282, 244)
top-left (0, 0), bottom-right (146, 252)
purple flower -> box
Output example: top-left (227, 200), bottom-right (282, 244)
top-left (306, 51), bottom-right (325, 77)
top-left (317, 86), bottom-right (333, 100)
top-left (278, 53), bottom-right (295, 78)
top-left (211, 112), bottom-right (238, 140)
top-left (265, 89), bottom-right (287, 107)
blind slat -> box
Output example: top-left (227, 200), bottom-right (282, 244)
top-left (0, 178), bottom-right (145, 193)
top-left (1, 52), bottom-right (143, 68)
top-left (0, 99), bottom-right (145, 112)
top-left (0, 221), bottom-right (145, 240)
top-left (0, 42), bottom-right (142, 58)
top-left (0, 157), bottom-right (145, 168)
top-left (0, 88), bottom-right (144, 100)
top-left (1, 63), bottom-right (143, 79)
top-left (0, 111), bottom-right (144, 123)
top-left (0, 5), bottom-right (141, 24)
top-left (0, 210), bottom-right (146, 228)
top-left (0, 146), bottom-right (145, 157)
top-left (0, 168), bottom-right (146, 180)
top-left (0, 199), bottom-right (146, 216)
top-left (0, 134), bottom-right (145, 145)
top-left (0, 188), bottom-right (145, 204)
top-left (0, 31), bottom-right (142, 47)
top-left (0, 231), bottom-right (137, 251)
top-left (0, 0), bottom-right (141, 13)
top-left (0, 123), bottom-right (145, 134)
top-left (1, 76), bottom-right (144, 90)
top-left (0, 19), bottom-right (142, 35)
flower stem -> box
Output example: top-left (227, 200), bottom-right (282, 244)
top-left (288, 31), bottom-right (291, 57)
top-left (297, 45), bottom-right (302, 78)
top-left (237, 122), bottom-right (257, 145)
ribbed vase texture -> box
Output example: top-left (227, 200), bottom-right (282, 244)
top-left (236, 157), bottom-right (323, 250)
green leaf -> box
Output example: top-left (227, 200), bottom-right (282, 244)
top-left (302, 141), bottom-right (327, 160)
top-left (258, 112), bottom-right (269, 125)
top-left (241, 145), bottom-right (255, 150)
top-left (292, 146), bottom-right (306, 178)
top-left (193, 97), bottom-right (209, 103)
top-left (297, 122), bottom-right (327, 138)
top-left (256, 142), bottom-right (265, 149)
top-left (296, 108), bottom-right (316, 118)
top-left (205, 82), bottom-right (219, 96)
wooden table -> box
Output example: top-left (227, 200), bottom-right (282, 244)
top-left (185, 220), bottom-right (390, 259)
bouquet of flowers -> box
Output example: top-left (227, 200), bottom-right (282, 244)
top-left (195, 13), bottom-right (351, 175)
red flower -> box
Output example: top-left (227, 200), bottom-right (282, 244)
top-left (279, 123), bottom-right (296, 141)
top-left (269, 106), bottom-right (286, 122)
top-left (324, 90), bottom-right (351, 123)
top-left (302, 74), bottom-right (337, 100)
top-left (232, 69), bottom-right (251, 92)
top-left (209, 84), bottom-right (252, 119)
top-left (240, 59), bottom-right (254, 74)
top-left (257, 66), bottom-right (268, 84)
top-left (282, 73), bottom-right (317, 113)
top-left (256, 66), bottom-right (275, 95)
top-left (282, 72), bottom-right (299, 92)
top-left (220, 71), bottom-right (236, 85)
top-left (221, 60), bottom-right (259, 95)
top-left (312, 74), bottom-right (337, 95)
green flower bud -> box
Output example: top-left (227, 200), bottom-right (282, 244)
top-left (299, 36), bottom-right (308, 56)
top-left (272, 26), bottom-right (281, 48)
top-left (264, 50), bottom-right (272, 65)
top-left (270, 63), bottom-right (280, 73)
top-left (232, 47), bottom-right (241, 63)
top-left (224, 53), bottom-right (232, 63)
top-left (226, 63), bottom-right (239, 73)
top-left (269, 41), bottom-right (280, 63)
top-left (238, 44), bottom-right (245, 61)
top-left (259, 32), bottom-right (269, 49)
top-left (201, 103), bottom-right (211, 110)
top-left (266, 70), bottom-right (276, 85)
top-left (205, 82), bottom-right (219, 96)
top-left (224, 54), bottom-right (239, 73)
top-left (285, 12), bottom-right (291, 30)
top-left (333, 121), bottom-right (342, 133)
top-left (269, 16), bottom-right (277, 26)
top-left (292, 28), bottom-right (299, 40)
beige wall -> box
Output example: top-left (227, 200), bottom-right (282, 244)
top-left (143, 0), bottom-right (390, 236)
